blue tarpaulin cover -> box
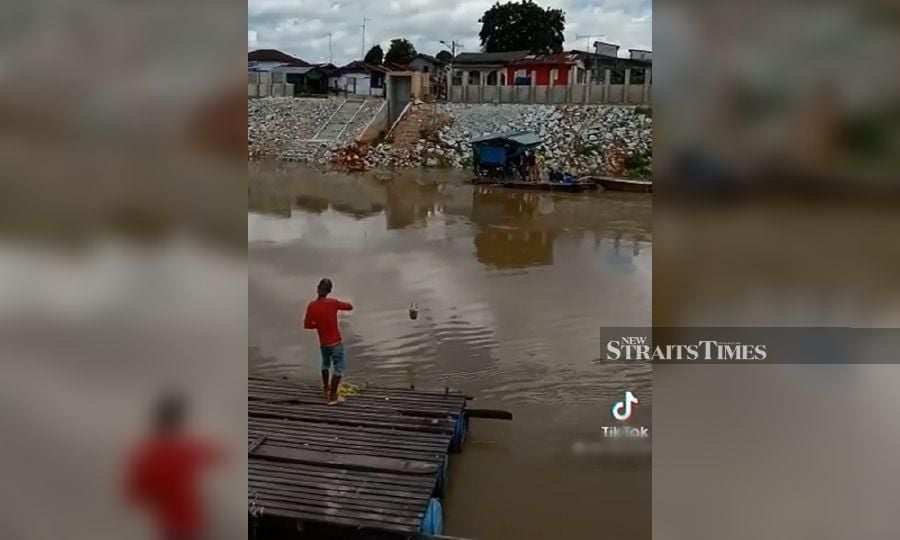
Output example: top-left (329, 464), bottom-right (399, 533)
top-left (478, 146), bottom-right (507, 165)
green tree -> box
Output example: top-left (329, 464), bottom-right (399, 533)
top-left (478, 0), bottom-right (565, 54)
top-left (384, 38), bottom-right (417, 65)
top-left (435, 50), bottom-right (453, 63)
top-left (364, 44), bottom-right (384, 65)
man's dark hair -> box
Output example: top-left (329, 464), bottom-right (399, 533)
top-left (154, 392), bottom-right (186, 433)
top-left (317, 278), bottom-right (333, 296)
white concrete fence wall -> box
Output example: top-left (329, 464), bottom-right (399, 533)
top-left (248, 71), bottom-right (295, 98)
top-left (448, 67), bottom-right (651, 105)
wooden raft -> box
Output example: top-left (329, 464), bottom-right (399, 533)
top-left (248, 376), bottom-right (467, 537)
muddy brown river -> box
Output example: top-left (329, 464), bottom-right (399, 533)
top-left (249, 163), bottom-right (652, 539)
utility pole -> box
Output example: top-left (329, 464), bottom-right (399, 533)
top-left (361, 18), bottom-right (371, 59)
top-left (576, 34), bottom-right (606, 83)
top-left (327, 32), bottom-right (333, 64)
top-left (440, 39), bottom-right (462, 100)
top-left (440, 39), bottom-right (461, 58)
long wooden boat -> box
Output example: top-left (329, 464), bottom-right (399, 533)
top-left (468, 178), bottom-right (599, 193)
top-left (582, 176), bottom-right (653, 193)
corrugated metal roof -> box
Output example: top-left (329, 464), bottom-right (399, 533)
top-left (471, 131), bottom-right (542, 146)
top-left (248, 49), bottom-right (309, 66)
top-left (507, 52), bottom-right (581, 65)
top-left (453, 50), bottom-right (530, 64)
top-left (273, 66), bottom-right (314, 74)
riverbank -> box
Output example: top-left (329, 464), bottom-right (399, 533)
top-left (247, 97), bottom-right (652, 178)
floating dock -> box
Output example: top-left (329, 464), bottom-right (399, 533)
top-left (469, 178), bottom-right (599, 192)
top-left (248, 376), bottom-right (469, 539)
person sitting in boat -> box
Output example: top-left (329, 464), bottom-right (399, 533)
top-left (473, 149), bottom-right (481, 176)
top-left (508, 153), bottom-right (522, 180)
top-left (534, 151), bottom-right (546, 182)
top-left (523, 150), bottom-right (537, 182)
top-left (548, 167), bottom-right (563, 183)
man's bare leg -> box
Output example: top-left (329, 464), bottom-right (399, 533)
top-left (328, 374), bottom-right (343, 404)
top-left (321, 369), bottom-right (330, 400)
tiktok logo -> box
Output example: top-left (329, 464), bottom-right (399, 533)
top-left (612, 391), bottom-right (639, 421)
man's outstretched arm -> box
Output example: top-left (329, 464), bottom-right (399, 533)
top-left (337, 300), bottom-right (353, 311)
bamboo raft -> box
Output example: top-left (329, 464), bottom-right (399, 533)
top-left (248, 376), bottom-right (472, 539)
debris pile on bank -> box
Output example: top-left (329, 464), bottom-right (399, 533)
top-left (328, 141), bottom-right (373, 171)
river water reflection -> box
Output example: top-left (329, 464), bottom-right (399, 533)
top-left (249, 164), bottom-right (652, 539)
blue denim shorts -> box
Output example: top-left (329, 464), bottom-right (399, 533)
top-left (320, 343), bottom-right (346, 375)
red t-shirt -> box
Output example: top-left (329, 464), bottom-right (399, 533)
top-left (125, 435), bottom-right (220, 538)
top-left (304, 297), bottom-right (353, 346)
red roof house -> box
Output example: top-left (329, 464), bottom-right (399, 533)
top-left (504, 53), bottom-right (584, 86)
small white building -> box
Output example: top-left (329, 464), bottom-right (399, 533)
top-left (593, 41), bottom-right (621, 58)
top-left (629, 49), bottom-right (653, 62)
top-left (334, 61), bottom-right (386, 96)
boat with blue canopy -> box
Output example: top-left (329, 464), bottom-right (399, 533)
top-left (468, 131), bottom-right (598, 192)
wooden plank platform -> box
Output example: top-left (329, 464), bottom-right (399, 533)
top-left (468, 178), bottom-right (599, 192)
top-left (248, 376), bottom-right (467, 538)
top-left (581, 175), bottom-right (653, 193)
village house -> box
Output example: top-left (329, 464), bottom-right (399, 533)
top-left (248, 49), bottom-right (309, 71)
top-left (505, 52), bottom-right (586, 86)
top-left (450, 50), bottom-right (529, 86)
top-left (408, 53), bottom-right (441, 74)
top-left (570, 47), bottom-right (652, 85)
top-left (404, 53), bottom-right (450, 98)
top-left (282, 63), bottom-right (336, 95)
top-left (383, 61), bottom-right (411, 72)
top-left (333, 61), bottom-right (387, 96)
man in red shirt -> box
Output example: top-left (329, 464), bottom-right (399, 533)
top-left (304, 278), bottom-right (354, 405)
top-left (125, 393), bottom-right (221, 540)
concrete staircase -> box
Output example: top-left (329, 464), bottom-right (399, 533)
top-left (310, 99), bottom-right (367, 142)
top-left (389, 102), bottom-right (438, 149)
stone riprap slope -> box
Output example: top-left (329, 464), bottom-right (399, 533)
top-left (365, 103), bottom-right (651, 175)
top-left (248, 97), bottom-right (382, 162)
top-left (249, 99), bottom-right (652, 177)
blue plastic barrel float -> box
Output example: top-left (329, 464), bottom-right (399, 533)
top-left (433, 454), bottom-right (450, 497)
top-left (450, 410), bottom-right (467, 451)
top-left (420, 497), bottom-right (444, 535)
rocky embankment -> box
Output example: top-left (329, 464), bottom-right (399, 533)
top-left (369, 103), bottom-right (652, 176)
top-left (249, 98), bottom-right (652, 177)
top-left (248, 97), bottom-right (382, 162)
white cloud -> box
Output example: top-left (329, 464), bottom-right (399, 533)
top-left (247, 0), bottom-right (651, 65)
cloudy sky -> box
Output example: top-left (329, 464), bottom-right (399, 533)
top-left (248, 0), bottom-right (651, 66)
